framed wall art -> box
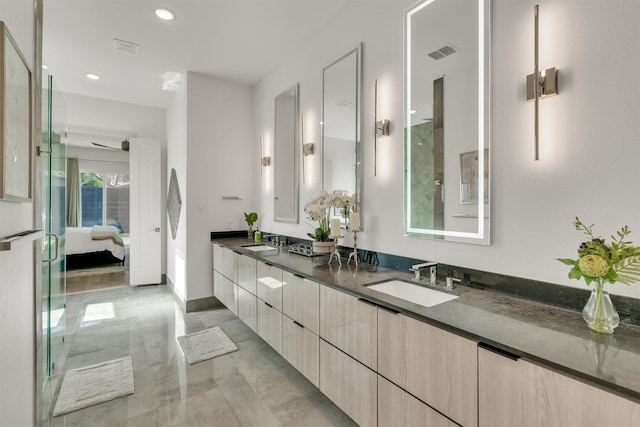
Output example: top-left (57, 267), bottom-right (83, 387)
top-left (1, 21), bottom-right (32, 202)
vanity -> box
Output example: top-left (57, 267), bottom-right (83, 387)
top-left (212, 238), bottom-right (640, 427)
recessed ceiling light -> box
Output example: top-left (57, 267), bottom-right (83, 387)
top-left (85, 73), bottom-right (101, 80)
top-left (155, 8), bottom-right (175, 20)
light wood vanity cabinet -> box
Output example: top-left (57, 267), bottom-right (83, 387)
top-left (282, 272), bottom-right (320, 334)
top-left (256, 261), bottom-right (283, 311)
top-left (213, 270), bottom-right (237, 315)
top-left (281, 272), bottom-right (320, 386)
top-left (319, 340), bottom-right (377, 427)
top-left (237, 285), bottom-right (257, 333)
top-left (282, 317), bottom-right (319, 387)
top-left (222, 247), bottom-right (238, 283)
top-left (378, 376), bottom-right (457, 427)
top-left (213, 243), bottom-right (224, 274)
top-left (378, 309), bottom-right (478, 427)
top-left (257, 299), bottom-right (283, 354)
top-left (237, 255), bottom-right (256, 294)
top-left (319, 285), bottom-right (377, 370)
top-left (478, 346), bottom-right (640, 427)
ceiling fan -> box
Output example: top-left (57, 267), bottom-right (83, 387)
top-left (91, 139), bottom-right (130, 151)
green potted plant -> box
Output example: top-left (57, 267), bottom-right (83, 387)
top-left (244, 212), bottom-right (258, 239)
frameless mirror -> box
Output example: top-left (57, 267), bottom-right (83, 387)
top-left (322, 44), bottom-right (362, 227)
top-left (274, 84), bottom-right (299, 223)
top-left (404, 0), bottom-right (490, 244)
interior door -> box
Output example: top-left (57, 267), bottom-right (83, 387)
top-left (129, 138), bottom-right (161, 285)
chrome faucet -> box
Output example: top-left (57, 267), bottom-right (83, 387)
top-left (410, 262), bottom-right (437, 284)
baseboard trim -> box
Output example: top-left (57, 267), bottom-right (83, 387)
top-left (165, 276), bottom-right (220, 313)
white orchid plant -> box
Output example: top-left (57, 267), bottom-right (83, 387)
top-left (304, 191), bottom-right (355, 242)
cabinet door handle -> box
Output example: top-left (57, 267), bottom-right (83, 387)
top-left (478, 342), bottom-right (520, 361)
top-left (264, 302), bottom-right (273, 308)
top-left (293, 320), bottom-right (304, 329)
top-left (357, 297), bottom-right (378, 307)
top-left (377, 304), bottom-right (400, 315)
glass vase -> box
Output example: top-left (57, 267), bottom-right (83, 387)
top-left (247, 227), bottom-right (253, 239)
top-left (582, 278), bottom-right (620, 334)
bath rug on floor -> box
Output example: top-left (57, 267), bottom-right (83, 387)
top-left (53, 356), bottom-right (134, 416)
top-left (177, 326), bottom-right (238, 364)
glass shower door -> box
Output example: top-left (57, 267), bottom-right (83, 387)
top-left (41, 74), bottom-right (67, 383)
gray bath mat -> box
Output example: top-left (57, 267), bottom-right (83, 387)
top-left (177, 326), bottom-right (238, 364)
top-left (53, 356), bottom-right (134, 416)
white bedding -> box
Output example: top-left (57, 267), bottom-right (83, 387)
top-left (65, 226), bottom-right (126, 260)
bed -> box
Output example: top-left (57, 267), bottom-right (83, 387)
top-left (65, 226), bottom-right (126, 268)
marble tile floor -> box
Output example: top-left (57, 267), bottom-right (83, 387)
top-left (42, 285), bottom-right (357, 427)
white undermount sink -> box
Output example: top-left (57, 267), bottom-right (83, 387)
top-left (242, 245), bottom-right (277, 252)
top-left (366, 280), bottom-right (458, 308)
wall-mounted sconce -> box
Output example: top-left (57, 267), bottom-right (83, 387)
top-left (301, 114), bottom-right (316, 184)
top-left (376, 119), bottom-right (390, 137)
top-left (303, 143), bottom-right (314, 156)
top-left (260, 133), bottom-right (270, 174)
top-left (374, 79), bottom-right (390, 177)
top-left (527, 4), bottom-right (559, 161)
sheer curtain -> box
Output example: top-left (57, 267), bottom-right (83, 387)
top-left (66, 157), bottom-right (80, 227)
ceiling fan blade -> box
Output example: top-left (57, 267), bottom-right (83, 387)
top-left (91, 142), bottom-right (121, 150)
top-left (91, 140), bottom-right (130, 151)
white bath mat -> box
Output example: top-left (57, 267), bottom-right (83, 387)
top-left (177, 326), bottom-right (238, 364)
top-left (53, 356), bottom-right (134, 416)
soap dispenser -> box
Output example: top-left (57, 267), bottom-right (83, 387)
top-left (254, 228), bottom-right (261, 243)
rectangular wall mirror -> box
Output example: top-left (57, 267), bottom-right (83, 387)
top-left (322, 44), bottom-right (363, 228)
top-left (274, 84), bottom-right (299, 223)
top-left (404, 0), bottom-right (490, 244)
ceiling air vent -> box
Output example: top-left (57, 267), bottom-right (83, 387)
top-left (113, 38), bottom-right (140, 55)
top-left (427, 44), bottom-right (459, 60)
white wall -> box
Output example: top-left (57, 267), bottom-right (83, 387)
top-left (253, 0), bottom-right (640, 299)
top-left (166, 78), bottom-right (188, 299)
top-left (0, 1), bottom-right (37, 424)
top-left (183, 72), bottom-right (254, 301)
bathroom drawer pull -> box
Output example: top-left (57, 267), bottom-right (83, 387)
top-left (478, 342), bottom-right (520, 361)
top-left (264, 302), bottom-right (273, 308)
top-left (293, 320), bottom-right (304, 329)
top-left (377, 304), bottom-right (400, 315)
top-left (357, 298), bottom-right (378, 307)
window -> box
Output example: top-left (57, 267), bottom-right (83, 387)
top-left (80, 172), bottom-right (130, 233)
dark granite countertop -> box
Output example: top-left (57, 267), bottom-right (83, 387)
top-left (214, 237), bottom-right (640, 403)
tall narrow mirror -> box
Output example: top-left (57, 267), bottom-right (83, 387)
top-left (274, 84), bottom-right (299, 223)
top-left (322, 44), bottom-right (362, 226)
top-left (404, 0), bottom-right (490, 244)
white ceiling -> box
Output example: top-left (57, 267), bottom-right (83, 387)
top-left (43, 0), bottom-right (355, 110)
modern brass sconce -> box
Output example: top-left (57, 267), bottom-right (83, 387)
top-left (376, 119), bottom-right (390, 137)
top-left (260, 133), bottom-right (270, 172)
top-left (301, 114), bottom-right (315, 184)
top-left (527, 4), bottom-right (558, 161)
top-left (303, 143), bottom-right (314, 156)
top-left (374, 79), bottom-right (390, 176)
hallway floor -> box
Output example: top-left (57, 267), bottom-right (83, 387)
top-left (43, 285), bottom-right (356, 426)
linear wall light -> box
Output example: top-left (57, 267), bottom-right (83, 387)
top-left (527, 4), bottom-right (558, 161)
top-left (301, 114), bottom-right (315, 184)
top-left (374, 79), bottom-right (390, 176)
top-left (260, 133), bottom-right (270, 169)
